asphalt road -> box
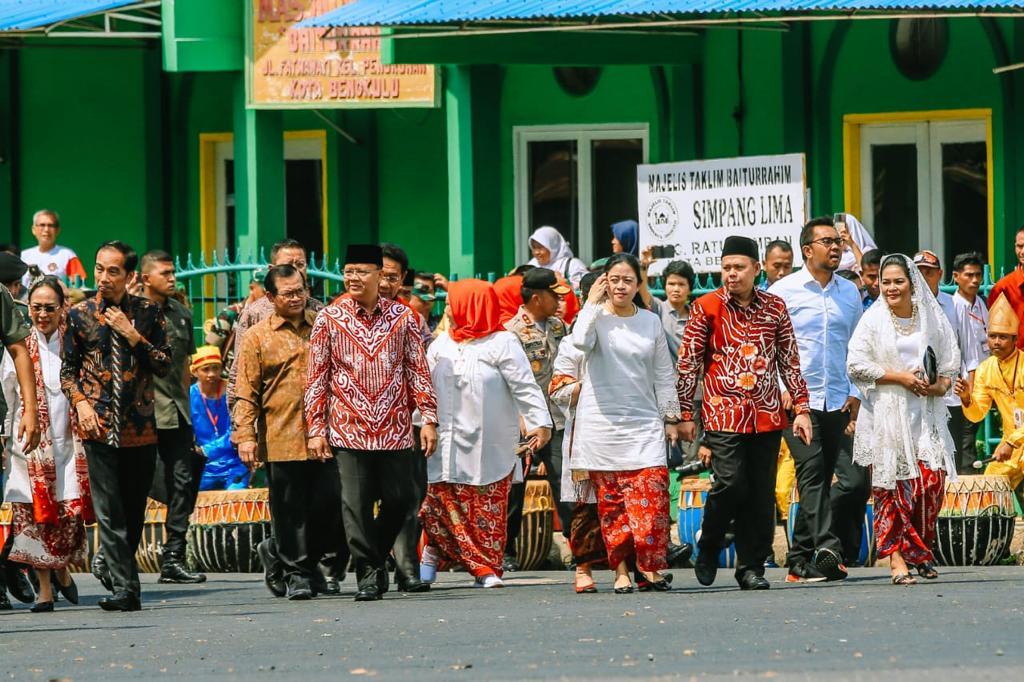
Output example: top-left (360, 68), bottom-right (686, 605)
top-left (1, 567), bottom-right (1022, 681)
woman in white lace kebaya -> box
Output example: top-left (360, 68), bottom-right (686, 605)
top-left (571, 254), bottom-right (682, 593)
top-left (846, 254), bottom-right (959, 585)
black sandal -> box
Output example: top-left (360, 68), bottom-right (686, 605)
top-left (913, 562), bottom-right (939, 580)
top-left (891, 573), bottom-right (916, 586)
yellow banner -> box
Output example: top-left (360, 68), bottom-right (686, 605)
top-left (249, 0), bottom-right (437, 108)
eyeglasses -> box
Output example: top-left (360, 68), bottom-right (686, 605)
top-left (30, 304), bottom-right (59, 313)
top-left (380, 274), bottom-right (402, 284)
top-left (343, 268), bottom-right (378, 280)
top-left (273, 288), bottom-right (306, 300)
top-left (810, 237), bottom-right (845, 248)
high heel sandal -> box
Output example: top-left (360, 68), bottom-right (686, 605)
top-left (613, 577), bottom-right (633, 594)
top-left (913, 562), bottom-right (939, 580)
top-left (891, 573), bottom-right (916, 586)
top-left (636, 571), bottom-right (673, 592)
top-left (30, 601), bottom-right (54, 613)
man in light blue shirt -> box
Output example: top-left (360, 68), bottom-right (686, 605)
top-left (769, 217), bottom-right (868, 583)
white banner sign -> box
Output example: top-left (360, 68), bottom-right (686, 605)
top-left (638, 153), bottom-right (807, 274)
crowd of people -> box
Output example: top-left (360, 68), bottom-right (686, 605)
top-left (0, 209), bottom-right (1022, 613)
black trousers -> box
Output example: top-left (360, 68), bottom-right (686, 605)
top-left (335, 448), bottom-right (419, 590)
top-left (392, 428), bottom-right (427, 585)
top-left (948, 405), bottom-right (981, 475)
top-left (700, 430), bottom-right (781, 580)
top-left (266, 460), bottom-right (344, 583)
top-left (784, 410), bottom-right (848, 565)
top-left (506, 432), bottom-right (573, 553)
top-left (84, 442), bottom-right (158, 596)
top-left (151, 423), bottom-right (204, 557)
top-left (830, 436), bottom-right (871, 565)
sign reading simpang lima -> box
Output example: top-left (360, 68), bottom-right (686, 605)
top-left (638, 153), bottom-right (806, 274)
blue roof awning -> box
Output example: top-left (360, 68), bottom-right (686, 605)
top-left (0, 0), bottom-right (145, 33)
top-left (298, 0), bottom-right (1024, 27)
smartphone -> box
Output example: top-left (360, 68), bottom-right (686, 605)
top-left (650, 244), bottom-right (676, 259)
top-left (833, 212), bottom-right (847, 233)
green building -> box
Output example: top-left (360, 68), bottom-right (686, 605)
top-left (0, 0), bottom-right (1021, 282)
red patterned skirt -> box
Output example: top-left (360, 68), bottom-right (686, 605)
top-left (589, 467), bottom-right (670, 572)
top-left (873, 461), bottom-right (945, 565)
top-left (8, 499), bottom-right (87, 570)
top-left (569, 502), bottom-right (606, 567)
top-left (419, 474), bottom-right (512, 578)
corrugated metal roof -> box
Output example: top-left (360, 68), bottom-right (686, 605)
top-left (0, 0), bottom-right (139, 32)
top-left (299, 0), bottom-right (1024, 27)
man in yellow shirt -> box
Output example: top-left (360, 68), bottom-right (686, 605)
top-left (955, 294), bottom-right (1024, 488)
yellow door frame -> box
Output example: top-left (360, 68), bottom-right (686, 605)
top-left (199, 129), bottom-right (330, 261)
top-left (842, 109), bottom-right (994, 267)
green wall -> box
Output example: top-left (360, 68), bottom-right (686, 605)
top-left (16, 45), bottom-right (160, 274)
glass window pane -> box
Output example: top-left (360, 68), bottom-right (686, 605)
top-left (528, 140), bottom-right (578, 259)
top-left (591, 138), bottom-right (643, 261)
top-left (941, 141), bottom-right (987, 267)
top-left (870, 143), bottom-right (919, 256)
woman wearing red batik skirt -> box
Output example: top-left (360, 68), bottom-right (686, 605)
top-left (2, 276), bottom-right (92, 612)
top-left (419, 280), bottom-right (552, 588)
top-left (571, 254), bottom-right (683, 594)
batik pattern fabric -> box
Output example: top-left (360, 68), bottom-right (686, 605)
top-left (60, 292), bottom-right (171, 447)
top-left (873, 461), bottom-right (945, 565)
top-left (677, 287), bottom-right (809, 433)
top-left (569, 502), bottom-right (606, 567)
top-left (305, 295), bottom-right (438, 452)
top-left (589, 466), bottom-right (670, 572)
top-left (8, 499), bottom-right (86, 569)
top-left (419, 474), bottom-right (511, 578)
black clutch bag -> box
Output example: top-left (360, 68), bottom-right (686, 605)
top-left (923, 346), bottom-right (938, 385)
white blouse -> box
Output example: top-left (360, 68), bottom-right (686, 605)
top-left (2, 329), bottom-right (79, 503)
top-left (426, 331), bottom-right (552, 486)
top-left (570, 303), bottom-right (680, 471)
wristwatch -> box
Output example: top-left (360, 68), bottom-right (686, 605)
top-left (664, 416), bottom-right (681, 425)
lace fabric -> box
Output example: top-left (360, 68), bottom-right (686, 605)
top-left (846, 254), bottom-right (960, 490)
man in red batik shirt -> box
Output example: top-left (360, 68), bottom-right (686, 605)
top-left (305, 243), bottom-right (438, 603)
top-left (677, 235), bottom-right (813, 591)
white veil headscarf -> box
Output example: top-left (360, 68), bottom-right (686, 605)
top-left (838, 213), bottom-right (878, 272)
top-left (527, 226), bottom-right (588, 288)
top-left (846, 253), bottom-right (960, 489)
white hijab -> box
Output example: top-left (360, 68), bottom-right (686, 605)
top-left (838, 213), bottom-right (878, 272)
top-left (527, 226), bottom-right (587, 287)
top-left (846, 254), bottom-right (959, 489)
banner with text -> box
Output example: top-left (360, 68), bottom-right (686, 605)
top-left (248, 0), bottom-right (437, 109)
top-left (638, 153), bottom-right (806, 274)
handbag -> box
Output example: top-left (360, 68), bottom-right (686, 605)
top-left (923, 346), bottom-right (938, 385)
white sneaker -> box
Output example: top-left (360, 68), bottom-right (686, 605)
top-left (474, 574), bottom-right (504, 589)
top-left (420, 546), bottom-right (439, 584)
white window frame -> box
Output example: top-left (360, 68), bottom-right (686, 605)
top-left (513, 124), bottom-right (649, 265)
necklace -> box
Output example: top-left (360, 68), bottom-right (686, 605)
top-left (890, 304), bottom-right (919, 336)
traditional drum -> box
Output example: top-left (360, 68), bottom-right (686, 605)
top-left (934, 474), bottom-right (1016, 566)
top-left (514, 478), bottom-right (554, 571)
top-left (677, 477), bottom-right (736, 568)
top-left (786, 487), bottom-right (876, 567)
top-left (187, 488), bottom-right (272, 573)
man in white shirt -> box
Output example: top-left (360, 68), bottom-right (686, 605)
top-left (950, 252), bottom-right (990, 474)
top-left (770, 217), bottom-right (865, 583)
top-left (19, 210), bottom-right (87, 287)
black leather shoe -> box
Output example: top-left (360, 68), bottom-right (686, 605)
top-left (159, 554), bottom-right (207, 584)
top-left (56, 574), bottom-right (79, 605)
top-left (694, 550), bottom-right (718, 587)
top-left (286, 578), bottom-right (313, 601)
top-left (667, 542), bottom-right (694, 568)
top-left (257, 540), bottom-right (286, 598)
top-left (99, 591), bottom-right (141, 612)
top-left (397, 578), bottom-right (430, 593)
top-left (376, 570), bottom-right (390, 595)
top-left (501, 554), bottom-right (520, 573)
top-left (30, 600), bottom-right (54, 613)
top-left (91, 553), bottom-right (113, 593)
top-left (354, 585), bottom-right (382, 602)
top-left (3, 563), bottom-right (35, 604)
top-left (738, 572), bottom-right (770, 591)
top-left (322, 575), bottom-right (341, 595)
top-left (635, 571), bottom-right (674, 591)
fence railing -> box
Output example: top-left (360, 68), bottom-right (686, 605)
top-left (172, 254), bottom-right (1003, 461)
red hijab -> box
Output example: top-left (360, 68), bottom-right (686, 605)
top-left (493, 275), bottom-right (523, 325)
top-left (448, 279), bottom-right (504, 344)
top-left (559, 276), bottom-right (580, 324)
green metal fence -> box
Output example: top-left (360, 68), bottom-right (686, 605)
top-left (172, 253), bottom-right (1003, 461)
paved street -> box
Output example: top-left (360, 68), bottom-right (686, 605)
top-left (1, 567), bottom-right (1021, 681)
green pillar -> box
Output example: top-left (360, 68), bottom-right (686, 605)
top-left (335, 109), bottom-right (378, 256)
top-left (232, 74), bottom-right (284, 261)
top-left (0, 51), bottom-right (16, 244)
top-left (444, 65), bottom-right (502, 279)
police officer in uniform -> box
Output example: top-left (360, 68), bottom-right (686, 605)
top-left (503, 268), bottom-right (574, 570)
